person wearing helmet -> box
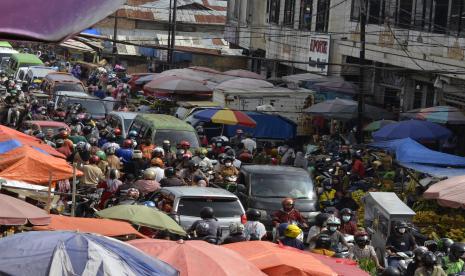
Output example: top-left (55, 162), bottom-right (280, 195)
top-left (119, 188), bottom-right (140, 205)
top-left (437, 238), bottom-right (454, 258)
top-left (148, 157), bottom-right (165, 182)
top-left (349, 231), bottom-right (384, 270)
top-left (113, 128), bottom-right (123, 144)
top-left (101, 134), bottom-right (120, 153)
top-left (127, 130), bottom-right (138, 140)
top-left (160, 167), bottom-right (185, 187)
top-left (414, 251), bottom-right (446, 276)
top-left (161, 140), bottom-right (175, 165)
top-left (306, 212), bottom-right (330, 248)
top-left (152, 147), bottom-right (165, 159)
top-left (123, 150), bottom-right (147, 178)
top-left (443, 242), bottom-right (465, 275)
top-left (132, 168), bottom-right (161, 197)
top-left (192, 148), bottom-right (213, 172)
top-left (173, 149), bottom-right (186, 169)
top-left (188, 207), bottom-right (220, 239)
top-left (386, 221), bottom-right (417, 267)
top-left (311, 233), bottom-right (336, 256)
top-left (139, 138), bottom-right (154, 160)
top-left (105, 146), bottom-right (122, 171)
top-left (339, 208), bottom-right (357, 235)
top-left (68, 127), bottom-right (87, 145)
top-left (244, 209), bottom-right (267, 241)
top-left (271, 198), bottom-right (308, 234)
top-left (73, 141), bottom-right (91, 168)
top-left (179, 160), bottom-right (207, 186)
top-left (319, 178), bottom-right (336, 209)
top-left (97, 169), bottom-right (122, 209)
top-left (179, 140), bottom-right (191, 154)
top-left (406, 246), bottom-right (428, 276)
top-left (222, 222), bottom-right (246, 245)
top-left (80, 155), bottom-right (105, 188)
top-left (216, 156), bottom-right (239, 183)
top-left (95, 150), bottom-right (108, 176)
top-left (116, 139), bottom-right (134, 164)
top-left (280, 224), bottom-right (305, 250)
top-left (320, 216), bottom-right (349, 249)
top-left (381, 267), bottom-right (402, 276)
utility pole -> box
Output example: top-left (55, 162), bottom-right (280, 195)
top-left (112, 13), bottom-right (118, 66)
top-left (167, 0), bottom-right (173, 65)
top-left (357, 0), bottom-right (368, 144)
top-left (169, 0), bottom-right (178, 67)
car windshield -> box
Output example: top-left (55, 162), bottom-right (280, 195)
top-left (177, 197), bottom-right (243, 218)
top-left (250, 173), bottom-right (313, 198)
top-left (154, 130), bottom-right (199, 148)
top-left (63, 98), bottom-right (105, 115)
top-left (54, 83), bottom-right (85, 93)
top-left (123, 118), bottom-right (133, 131)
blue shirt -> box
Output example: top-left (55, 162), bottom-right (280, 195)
top-left (281, 237), bottom-right (305, 250)
top-left (116, 148), bottom-right (133, 164)
top-left (95, 89), bottom-right (105, 99)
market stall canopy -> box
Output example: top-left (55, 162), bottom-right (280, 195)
top-left (224, 69), bottom-right (265, 80)
top-left (0, 146), bottom-right (80, 184)
top-left (96, 205), bottom-right (186, 236)
top-left (304, 98), bottom-right (395, 120)
top-left (159, 69), bottom-right (212, 82)
top-left (0, 194), bottom-right (50, 226)
top-left (223, 241), bottom-right (339, 276)
top-left (129, 239), bottom-right (266, 276)
top-left (369, 138), bottom-right (465, 177)
top-left (135, 74), bottom-right (158, 85)
top-left (144, 75), bottom-right (212, 95)
top-left (33, 215), bottom-right (146, 239)
top-left (424, 175), bottom-right (465, 209)
top-left (0, 0), bottom-right (126, 42)
top-left (215, 78), bottom-right (274, 90)
top-left (223, 111), bottom-right (297, 140)
top-left (363, 120), bottom-right (397, 132)
top-left (193, 108), bottom-right (257, 127)
top-left (373, 120), bottom-right (452, 141)
top-left (311, 80), bottom-right (358, 94)
top-left (282, 73), bottom-right (344, 85)
top-left (401, 106), bottom-right (465, 125)
top-left (0, 231), bottom-right (177, 276)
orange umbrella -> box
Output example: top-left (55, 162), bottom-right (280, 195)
top-left (33, 215), bottom-right (146, 239)
top-left (128, 239), bottom-right (266, 276)
top-left (223, 241), bottom-right (337, 276)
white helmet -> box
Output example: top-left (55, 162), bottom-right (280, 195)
top-left (327, 216), bottom-right (341, 226)
top-left (143, 168), bottom-right (156, 180)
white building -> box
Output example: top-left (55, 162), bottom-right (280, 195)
top-left (225, 0), bottom-right (465, 111)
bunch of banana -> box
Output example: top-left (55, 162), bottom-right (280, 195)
top-left (413, 211), bottom-right (440, 224)
top-left (446, 228), bottom-right (465, 242)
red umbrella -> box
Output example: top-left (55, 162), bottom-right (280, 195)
top-left (0, 194), bottom-right (50, 225)
top-left (224, 69), bottom-right (265, 80)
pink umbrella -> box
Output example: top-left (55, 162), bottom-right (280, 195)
top-left (216, 78), bottom-right (274, 90)
top-left (144, 75), bottom-right (212, 95)
top-left (224, 69), bottom-right (265, 80)
top-left (0, 194), bottom-right (50, 225)
top-left (424, 175), bottom-right (465, 208)
top-left (188, 66), bottom-right (221, 74)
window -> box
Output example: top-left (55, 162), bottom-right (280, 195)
top-left (300, 0), bottom-right (313, 30)
top-left (315, 0), bottom-right (330, 32)
top-left (368, 0), bottom-right (382, 24)
top-left (351, 0), bottom-right (361, 20)
top-left (397, 0), bottom-right (413, 27)
top-left (233, 0), bottom-right (241, 19)
top-left (449, 0), bottom-right (465, 36)
top-left (269, 0), bottom-right (281, 24)
top-left (433, 0), bottom-right (449, 33)
top-left (177, 198), bottom-right (243, 218)
top-left (283, 0), bottom-right (296, 25)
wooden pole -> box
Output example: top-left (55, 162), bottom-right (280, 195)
top-left (71, 163), bottom-right (77, 217)
top-left (46, 171), bottom-right (52, 213)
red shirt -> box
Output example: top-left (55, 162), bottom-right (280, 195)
top-left (272, 209), bottom-right (305, 226)
top-left (352, 159), bottom-right (365, 177)
top-left (340, 221), bottom-right (357, 235)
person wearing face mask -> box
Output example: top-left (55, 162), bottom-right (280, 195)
top-left (339, 208), bottom-right (357, 236)
top-left (386, 221), bottom-right (417, 267)
top-left (349, 231), bottom-right (383, 270)
top-left (442, 242), bottom-right (465, 275)
top-left (319, 178), bottom-right (336, 209)
top-left (272, 198), bottom-right (308, 230)
top-left (414, 251), bottom-right (446, 276)
top-left (406, 246), bottom-right (428, 276)
top-left (320, 216), bottom-right (349, 250)
top-left (217, 156), bottom-right (239, 182)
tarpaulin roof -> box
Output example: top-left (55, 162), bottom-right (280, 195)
top-left (224, 112), bottom-right (297, 140)
top-left (34, 215), bottom-right (146, 239)
top-left (369, 138), bottom-right (465, 177)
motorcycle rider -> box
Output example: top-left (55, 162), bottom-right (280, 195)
top-left (244, 209), bottom-right (267, 241)
top-left (119, 188), bottom-right (140, 205)
top-left (229, 129), bottom-right (244, 150)
top-left (350, 231), bottom-right (384, 270)
top-left (178, 160), bottom-right (207, 185)
top-left (442, 242), bottom-right (465, 275)
top-left (140, 138), bottom-right (155, 160)
top-left (339, 208), bottom-right (357, 235)
top-left (105, 146), bottom-right (121, 171)
top-left (80, 155), bottom-right (105, 189)
top-left (97, 169), bottom-right (122, 209)
top-left (437, 238), bottom-right (454, 257)
top-left (132, 169), bottom-right (161, 198)
top-left (192, 148), bottom-right (213, 172)
top-left (222, 222), bottom-right (246, 245)
top-left (311, 234), bottom-right (336, 257)
top-left (320, 216), bottom-right (349, 250)
top-left (116, 139), bottom-right (134, 164)
top-left (307, 212), bottom-right (330, 249)
top-left (179, 140), bottom-right (192, 155)
top-left (414, 251), bottom-right (447, 276)
top-left (280, 224), bottom-right (305, 250)
top-left (69, 127), bottom-right (87, 145)
top-left (272, 198), bottom-right (308, 229)
top-left (159, 167), bottom-right (185, 187)
top-left (216, 156), bottom-right (239, 183)
top-left (406, 246), bottom-right (428, 276)
top-left (148, 157), bottom-right (165, 182)
top-left (386, 221), bottom-right (417, 268)
top-left (188, 207), bottom-right (220, 240)
top-left (124, 150), bottom-right (147, 179)
top-left (319, 178), bottom-right (337, 209)
top-left (162, 140), bottom-right (175, 165)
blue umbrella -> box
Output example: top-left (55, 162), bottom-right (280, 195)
top-left (373, 119), bottom-right (452, 141)
top-left (0, 231), bottom-right (178, 276)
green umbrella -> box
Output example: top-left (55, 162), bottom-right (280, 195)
top-left (363, 120), bottom-right (397, 132)
top-left (96, 205), bottom-right (186, 236)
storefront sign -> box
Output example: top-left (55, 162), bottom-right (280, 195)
top-left (307, 35), bottom-right (331, 75)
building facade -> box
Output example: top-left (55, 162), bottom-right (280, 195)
top-left (225, 0), bottom-right (465, 111)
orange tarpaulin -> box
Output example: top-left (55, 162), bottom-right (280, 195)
top-left (223, 241), bottom-right (338, 276)
top-left (0, 125), bottom-right (65, 158)
top-left (0, 146), bottom-right (81, 184)
top-left (33, 215), bottom-right (146, 239)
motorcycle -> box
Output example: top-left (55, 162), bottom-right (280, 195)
top-left (71, 188), bottom-right (102, 217)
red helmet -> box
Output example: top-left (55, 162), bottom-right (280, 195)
top-left (89, 155), bottom-right (100, 164)
top-left (182, 152), bottom-right (192, 160)
top-left (180, 140), bottom-right (190, 149)
top-left (59, 130), bottom-right (69, 139)
top-left (122, 139), bottom-right (133, 148)
top-left (114, 128), bottom-right (122, 136)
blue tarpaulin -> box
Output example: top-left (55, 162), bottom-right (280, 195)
top-left (224, 112), bottom-right (297, 140)
top-left (369, 138), bottom-right (465, 177)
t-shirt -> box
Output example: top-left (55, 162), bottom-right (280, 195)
top-left (244, 221), bottom-right (267, 240)
top-left (386, 233), bottom-right (416, 252)
top-left (160, 177), bottom-right (185, 187)
top-left (414, 266), bottom-right (447, 276)
top-left (443, 256), bottom-right (464, 275)
top-left (321, 230), bottom-right (348, 249)
top-left (349, 245), bottom-right (377, 261)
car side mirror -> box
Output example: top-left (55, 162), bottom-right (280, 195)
top-left (236, 184), bottom-right (246, 193)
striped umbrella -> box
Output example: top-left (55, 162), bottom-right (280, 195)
top-left (193, 108), bottom-right (257, 127)
top-left (402, 106), bottom-right (465, 125)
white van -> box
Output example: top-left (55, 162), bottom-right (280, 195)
top-left (24, 66), bottom-right (56, 84)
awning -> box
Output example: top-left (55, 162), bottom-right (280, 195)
top-left (399, 163), bottom-right (465, 178)
top-left (60, 39), bottom-right (95, 53)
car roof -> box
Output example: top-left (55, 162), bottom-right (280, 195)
top-left (241, 164), bottom-right (309, 175)
top-left (55, 91), bottom-right (90, 98)
top-left (109, 111), bottom-right (138, 120)
top-left (11, 53), bottom-right (43, 64)
top-left (45, 72), bottom-right (81, 82)
top-left (135, 114), bottom-right (196, 132)
top-left (161, 187), bottom-right (238, 198)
